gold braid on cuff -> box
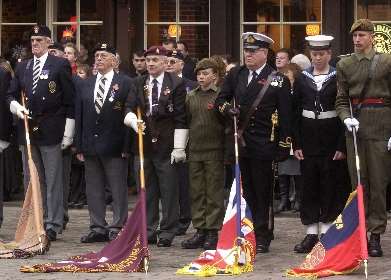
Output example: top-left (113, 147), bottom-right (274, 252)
top-left (279, 137), bottom-right (292, 148)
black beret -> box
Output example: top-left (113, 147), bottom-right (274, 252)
top-left (93, 43), bottom-right (116, 55)
top-left (31, 25), bottom-right (51, 38)
top-left (48, 42), bottom-right (64, 52)
top-left (167, 50), bottom-right (184, 61)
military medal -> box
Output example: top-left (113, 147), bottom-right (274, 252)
top-left (167, 104), bottom-right (174, 112)
top-left (48, 81), bottom-right (56, 93)
top-left (163, 87), bottom-right (170, 96)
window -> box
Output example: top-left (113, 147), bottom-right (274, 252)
top-left (0, 0), bottom-right (46, 61)
top-left (47, 0), bottom-right (103, 64)
top-left (355, 0), bottom-right (391, 54)
top-left (145, 0), bottom-right (210, 59)
top-left (241, 0), bottom-right (322, 57)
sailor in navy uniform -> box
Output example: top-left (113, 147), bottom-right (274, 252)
top-left (215, 32), bottom-right (293, 253)
top-left (6, 25), bottom-right (75, 241)
top-left (293, 35), bottom-right (350, 253)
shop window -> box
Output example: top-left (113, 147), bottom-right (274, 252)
top-left (0, 0), bottom-right (46, 61)
top-left (49, 0), bottom-right (103, 63)
top-left (145, 0), bottom-right (210, 60)
top-left (357, 0), bottom-right (391, 21)
top-left (242, 0), bottom-right (322, 55)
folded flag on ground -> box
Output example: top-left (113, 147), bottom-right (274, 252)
top-left (177, 178), bottom-right (256, 277)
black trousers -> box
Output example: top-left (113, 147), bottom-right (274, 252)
top-left (300, 156), bottom-right (350, 225)
top-left (239, 157), bottom-right (273, 243)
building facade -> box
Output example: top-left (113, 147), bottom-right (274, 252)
top-left (0, 0), bottom-right (390, 70)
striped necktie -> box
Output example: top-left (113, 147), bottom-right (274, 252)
top-left (95, 76), bottom-right (106, 114)
top-left (32, 59), bottom-right (40, 95)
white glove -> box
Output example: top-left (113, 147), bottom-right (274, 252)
top-left (0, 140), bottom-right (10, 153)
top-left (170, 129), bottom-right (189, 164)
top-left (124, 112), bottom-right (145, 134)
top-left (343, 117), bottom-right (359, 132)
top-left (10, 100), bottom-right (29, 119)
top-left (61, 118), bottom-right (75, 150)
top-left (388, 137), bottom-right (391, 151)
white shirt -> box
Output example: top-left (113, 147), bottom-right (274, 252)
top-left (33, 51), bottom-right (49, 76)
top-left (147, 72), bottom-right (165, 112)
top-left (94, 70), bottom-right (115, 103)
top-left (247, 63), bottom-right (266, 85)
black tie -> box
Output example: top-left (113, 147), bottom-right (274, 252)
top-left (249, 71), bottom-right (258, 86)
top-left (151, 79), bottom-right (159, 115)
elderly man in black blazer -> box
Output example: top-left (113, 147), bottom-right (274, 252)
top-left (7, 25), bottom-right (75, 241)
top-left (75, 43), bottom-right (133, 243)
top-left (124, 46), bottom-right (188, 247)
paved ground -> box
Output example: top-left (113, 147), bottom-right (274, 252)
top-left (0, 197), bottom-right (390, 280)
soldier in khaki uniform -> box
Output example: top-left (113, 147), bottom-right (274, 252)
top-left (336, 19), bottom-right (391, 257)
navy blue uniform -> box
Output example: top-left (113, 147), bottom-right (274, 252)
top-left (215, 64), bottom-right (292, 247)
top-left (7, 55), bottom-right (75, 145)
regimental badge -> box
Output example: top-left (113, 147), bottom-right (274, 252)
top-left (246, 35), bottom-right (255, 43)
top-left (167, 103), bottom-right (174, 112)
top-left (207, 101), bottom-right (214, 110)
top-left (334, 214), bottom-right (344, 230)
top-left (34, 26), bottom-right (39, 34)
top-left (102, 43), bottom-right (107, 49)
top-left (144, 84), bottom-right (150, 97)
top-left (163, 87), bottom-right (171, 96)
top-left (48, 81), bottom-right (56, 93)
top-left (271, 76), bottom-right (283, 87)
top-left (112, 84), bottom-right (119, 91)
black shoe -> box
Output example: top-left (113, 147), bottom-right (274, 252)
top-left (256, 238), bottom-right (271, 253)
top-left (181, 230), bottom-right (206, 249)
top-left (157, 238), bottom-right (172, 247)
top-left (292, 201), bottom-right (300, 212)
top-left (68, 202), bottom-right (76, 209)
top-left (203, 231), bottom-right (218, 250)
top-left (275, 200), bottom-right (289, 214)
top-left (368, 233), bottom-right (383, 257)
top-left (73, 202), bottom-right (85, 209)
top-left (80, 231), bottom-right (108, 243)
top-left (108, 231), bottom-right (119, 241)
top-left (63, 216), bottom-right (69, 230)
top-left (148, 236), bottom-right (157, 244)
top-left (294, 234), bottom-right (319, 253)
top-left (176, 221), bottom-right (191, 236)
top-left (46, 229), bottom-right (57, 241)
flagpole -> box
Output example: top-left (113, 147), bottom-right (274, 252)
top-left (232, 99), bottom-right (242, 264)
top-left (349, 101), bottom-right (368, 279)
top-left (21, 91), bottom-right (46, 252)
top-left (137, 107), bottom-right (149, 274)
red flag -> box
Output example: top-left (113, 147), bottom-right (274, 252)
top-left (286, 188), bottom-right (367, 278)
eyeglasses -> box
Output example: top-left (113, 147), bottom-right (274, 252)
top-left (167, 59), bottom-right (178, 65)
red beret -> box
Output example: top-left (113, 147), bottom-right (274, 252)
top-left (144, 46), bottom-right (168, 57)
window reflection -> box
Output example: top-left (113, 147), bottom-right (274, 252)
top-left (357, 0), bottom-right (391, 21)
top-left (147, 0), bottom-right (176, 22)
top-left (244, 0), bottom-right (280, 22)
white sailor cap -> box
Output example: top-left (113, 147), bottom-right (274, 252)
top-left (305, 35), bottom-right (334, 50)
top-left (242, 32), bottom-right (275, 49)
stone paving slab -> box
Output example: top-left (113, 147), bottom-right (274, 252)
top-left (0, 199), bottom-right (390, 280)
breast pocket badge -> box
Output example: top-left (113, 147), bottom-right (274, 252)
top-left (48, 81), bottom-right (56, 94)
top-left (113, 101), bottom-right (122, 110)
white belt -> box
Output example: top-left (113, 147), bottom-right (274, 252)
top-left (302, 109), bottom-right (337, 119)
